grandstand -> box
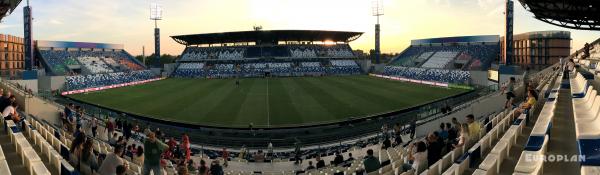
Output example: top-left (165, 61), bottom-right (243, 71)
top-left (171, 30), bottom-right (363, 78)
top-left (36, 41), bottom-right (146, 76)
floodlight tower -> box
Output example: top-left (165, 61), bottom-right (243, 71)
top-left (504, 0), bottom-right (514, 65)
top-left (372, 0), bottom-right (384, 64)
top-left (23, 0), bottom-right (34, 70)
top-left (150, 2), bottom-right (163, 68)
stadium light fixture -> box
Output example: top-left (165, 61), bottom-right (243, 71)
top-left (371, 0), bottom-right (384, 24)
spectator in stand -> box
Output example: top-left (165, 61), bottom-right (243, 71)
top-left (182, 133), bottom-right (191, 162)
top-left (410, 120), bottom-right (417, 139)
top-left (209, 160), bottom-right (224, 175)
top-left (177, 161), bottom-right (188, 175)
top-left (2, 101), bottom-right (20, 124)
top-left (166, 137), bottom-right (177, 159)
top-left (426, 132), bottom-right (443, 166)
top-left (333, 152), bottom-right (344, 166)
top-left (0, 95), bottom-right (15, 111)
top-left (254, 150), bottom-right (265, 162)
top-left (187, 159), bottom-right (197, 173)
top-left (91, 117), bottom-right (98, 138)
top-left (501, 77), bottom-right (516, 109)
top-left (294, 142), bottom-right (302, 164)
top-left (143, 132), bottom-right (168, 175)
top-left (363, 149), bottom-right (381, 173)
top-left (439, 123), bottom-right (449, 141)
top-left (393, 123), bottom-right (403, 146)
top-left (306, 161), bottom-right (316, 170)
top-left (133, 146), bottom-right (144, 166)
top-left (565, 59), bottom-right (575, 79)
top-left (109, 133), bottom-right (118, 146)
top-left (80, 139), bottom-right (99, 173)
top-left (105, 118), bottom-right (115, 140)
top-left (452, 123), bottom-right (470, 149)
top-left (402, 141), bottom-right (428, 172)
top-left (267, 142), bottom-right (273, 160)
top-left (69, 132), bottom-right (86, 167)
top-left (116, 165), bottom-right (127, 175)
top-left (512, 89), bottom-right (538, 125)
top-left (466, 114), bottom-right (481, 139)
top-left (315, 155), bottom-right (325, 169)
top-left (346, 153), bottom-right (354, 162)
top-left (222, 148), bottom-right (229, 167)
top-left (382, 136), bottom-right (392, 150)
top-left (98, 145), bottom-right (125, 175)
top-left (198, 159), bottom-right (209, 175)
top-left (523, 67), bottom-right (531, 98)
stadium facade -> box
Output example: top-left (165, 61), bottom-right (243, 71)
top-left (0, 34), bottom-right (24, 72)
top-left (500, 30), bottom-right (571, 67)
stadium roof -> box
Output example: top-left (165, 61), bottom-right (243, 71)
top-left (518, 0), bottom-right (600, 30)
top-left (0, 0), bottom-right (22, 21)
top-left (171, 30), bottom-right (363, 46)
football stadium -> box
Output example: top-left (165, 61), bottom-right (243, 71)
top-left (0, 0), bottom-right (599, 175)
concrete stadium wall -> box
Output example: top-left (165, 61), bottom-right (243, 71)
top-left (8, 79), bottom-right (38, 93)
top-left (38, 75), bottom-right (66, 91)
top-left (25, 96), bottom-right (62, 126)
top-left (415, 93), bottom-right (506, 138)
top-left (470, 71), bottom-right (490, 86)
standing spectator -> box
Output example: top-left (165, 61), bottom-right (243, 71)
top-left (446, 123), bottom-right (457, 144)
top-left (222, 148), bottom-right (229, 167)
top-left (143, 132), bottom-right (168, 175)
top-left (410, 119), bottom-right (417, 139)
top-left (267, 142), bottom-right (273, 160)
top-left (401, 141), bottom-right (428, 172)
top-left (209, 160), bottom-right (223, 175)
top-left (91, 117), bottom-right (98, 138)
top-left (363, 149), bottom-right (381, 173)
top-left (523, 67), bottom-right (531, 98)
top-left (0, 95), bottom-right (16, 112)
top-left (109, 133), bottom-right (118, 146)
top-left (315, 155), bottom-right (325, 169)
top-left (294, 141), bottom-right (302, 164)
top-left (426, 132), bottom-right (442, 166)
top-left (564, 59), bottom-right (575, 79)
top-left (382, 136), bottom-right (391, 150)
top-left (466, 114), bottom-right (481, 139)
top-left (98, 145), bottom-right (125, 175)
top-left (105, 118), bottom-right (115, 141)
top-left (501, 77), bottom-right (516, 109)
top-left (182, 133), bottom-right (191, 162)
top-left (306, 161), bottom-right (316, 170)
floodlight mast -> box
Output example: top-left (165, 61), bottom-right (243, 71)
top-left (372, 0), bottom-right (384, 64)
top-left (150, 2), bottom-right (163, 68)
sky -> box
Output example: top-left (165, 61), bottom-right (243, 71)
top-left (0, 0), bottom-right (597, 56)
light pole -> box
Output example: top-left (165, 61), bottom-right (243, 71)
top-left (150, 2), bottom-right (163, 68)
top-left (372, 0), bottom-right (384, 64)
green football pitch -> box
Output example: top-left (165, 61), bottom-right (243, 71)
top-left (67, 76), bottom-right (469, 128)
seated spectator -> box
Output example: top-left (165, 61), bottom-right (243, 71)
top-left (402, 141), bottom-right (428, 172)
top-left (209, 160), bottom-right (223, 175)
top-left (80, 139), bottom-right (99, 173)
top-left (254, 150), bottom-right (265, 162)
top-left (316, 155), bottom-right (325, 169)
top-left (466, 114), bottom-right (481, 138)
top-left (116, 165), bottom-right (127, 175)
top-left (512, 89), bottom-right (538, 125)
top-left (426, 132), bottom-right (443, 166)
top-left (452, 123), bottom-right (470, 149)
top-left (2, 101), bottom-right (20, 124)
top-left (198, 159), bottom-right (209, 175)
top-left (439, 123), bottom-right (449, 141)
top-left (346, 153), bottom-right (354, 162)
top-left (306, 161), bottom-right (316, 170)
top-left (332, 152), bottom-right (344, 166)
top-left (382, 136), bottom-right (392, 150)
top-left (363, 149), bottom-right (381, 173)
top-left (133, 146), bottom-right (144, 166)
top-left (98, 145), bottom-right (125, 175)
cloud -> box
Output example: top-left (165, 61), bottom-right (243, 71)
top-left (0, 24), bottom-right (18, 29)
top-left (49, 19), bottom-right (63, 25)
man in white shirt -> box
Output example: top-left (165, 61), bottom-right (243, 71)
top-left (98, 145), bottom-right (126, 175)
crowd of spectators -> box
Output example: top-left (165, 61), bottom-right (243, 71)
top-left (390, 44), bottom-right (499, 70)
top-left (39, 50), bottom-right (144, 75)
top-left (382, 66), bottom-right (470, 84)
top-left (65, 70), bottom-right (158, 90)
